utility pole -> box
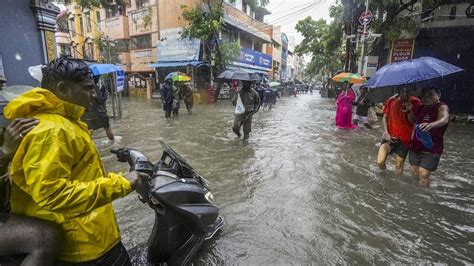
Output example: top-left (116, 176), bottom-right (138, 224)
top-left (358, 0), bottom-right (369, 74)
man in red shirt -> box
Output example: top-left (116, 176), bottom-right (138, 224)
top-left (377, 87), bottom-right (422, 173)
top-left (408, 86), bottom-right (449, 186)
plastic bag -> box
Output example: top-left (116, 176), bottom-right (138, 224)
top-left (368, 107), bottom-right (378, 125)
top-left (235, 94), bottom-right (245, 115)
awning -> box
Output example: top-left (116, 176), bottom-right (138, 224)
top-left (149, 61), bottom-right (210, 68)
top-left (88, 63), bottom-right (123, 76)
top-left (224, 14), bottom-right (272, 43)
top-left (228, 65), bottom-right (269, 75)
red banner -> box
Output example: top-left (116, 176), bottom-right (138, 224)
top-left (390, 39), bottom-right (415, 63)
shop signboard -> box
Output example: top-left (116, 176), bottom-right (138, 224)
top-left (239, 48), bottom-right (272, 70)
top-left (390, 39), bottom-right (415, 63)
top-left (116, 69), bottom-right (125, 92)
top-left (157, 38), bottom-right (201, 62)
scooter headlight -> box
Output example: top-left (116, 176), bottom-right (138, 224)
top-left (204, 190), bottom-right (215, 203)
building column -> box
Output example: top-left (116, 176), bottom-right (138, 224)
top-left (30, 0), bottom-right (60, 63)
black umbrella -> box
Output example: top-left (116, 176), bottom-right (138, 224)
top-left (217, 69), bottom-right (260, 81)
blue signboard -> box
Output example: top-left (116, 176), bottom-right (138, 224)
top-left (157, 38), bottom-right (201, 62)
top-left (116, 69), bottom-right (125, 92)
top-left (239, 48), bottom-right (272, 70)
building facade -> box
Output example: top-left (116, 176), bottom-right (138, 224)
top-left (1, 0), bottom-right (59, 86)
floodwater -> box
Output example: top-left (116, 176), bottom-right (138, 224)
top-left (95, 93), bottom-right (474, 264)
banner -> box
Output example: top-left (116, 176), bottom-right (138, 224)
top-left (116, 69), bottom-right (125, 92)
top-left (157, 39), bottom-right (200, 62)
top-left (239, 48), bottom-right (272, 70)
top-left (390, 39), bottom-right (415, 63)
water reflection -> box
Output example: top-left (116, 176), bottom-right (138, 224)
top-left (94, 94), bottom-right (473, 264)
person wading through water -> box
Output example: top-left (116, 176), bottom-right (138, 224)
top-left (232, 80), bottom-right (260, 140)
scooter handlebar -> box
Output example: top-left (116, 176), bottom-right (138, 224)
top-left (111, 148), bottom-right (155, 177)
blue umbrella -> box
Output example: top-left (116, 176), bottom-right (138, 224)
top-left (366, 57), bottom-right (463, 88)
top-left (88, 63), bottom-right (123, 76)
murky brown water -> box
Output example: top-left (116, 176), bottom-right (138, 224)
top-left (95, 93), bottom-right (474, 264)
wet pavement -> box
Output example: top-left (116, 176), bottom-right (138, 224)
top-left (95, 93), bottom-right (474, 264)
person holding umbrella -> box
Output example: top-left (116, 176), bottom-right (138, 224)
top-left (366, 56), bottom-right (462, 176)
top-left (231, 80), bottom-right (260, 139)
top-left (161, 79), bottom-right (174, 118)
top-left (335, 81), bottom-right (357, 129)
top-left (377, 87), bottom-right (422, 173)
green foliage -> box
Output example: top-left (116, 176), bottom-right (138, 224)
top-left (181, 4), bottom-right (225, 42)
top-left (142, 7), bottom-right (152, 28)
top-left (95, 34), bottom-right (121, 64)
top-left (217, 41), bottom-right (241, 70)
top-left (56, 0), bottom-right (125, 10)
top-left (295, 5), bottom-right (345, 77)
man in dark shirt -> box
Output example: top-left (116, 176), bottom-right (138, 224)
top-left (352, 87), bottom-right (373, 129)
top-left (232, 80), bottom-right (260, 139)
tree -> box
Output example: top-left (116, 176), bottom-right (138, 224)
top-left (55, 0), bottom-right (126, 10)
top-left (181, 1), bottom-right (242, 102)
top-left (295, 4), bottom-right (345, 79)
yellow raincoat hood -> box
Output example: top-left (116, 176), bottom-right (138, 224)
top-left (5, 88), bottom-right (133, 262)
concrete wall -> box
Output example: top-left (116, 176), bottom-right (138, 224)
top-left (159, 0), bottom-right (201, 31)
top-left (0, 0), bottom-right (45, 86)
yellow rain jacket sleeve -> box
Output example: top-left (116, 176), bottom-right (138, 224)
top-left (21, 128), bottom-right (131, 214)
top-left (4, 88), bottom-right (133, 262)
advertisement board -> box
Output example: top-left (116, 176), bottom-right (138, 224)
top-left (390, 39), bottom-right (415, 63)
top-left (157, 38), bottom-right (200, 62)
top-left (239, 48), bottom-right (272, 70)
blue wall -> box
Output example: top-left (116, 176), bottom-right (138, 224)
top-left (0, 0), bottom-right (44, 86)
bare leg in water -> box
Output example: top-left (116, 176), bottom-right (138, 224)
top-left (88, 127), bottom-right (115, 141)
top-left (0, 214), bottom-right (61, 266)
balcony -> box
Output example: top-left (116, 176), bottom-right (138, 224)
top-left (128, 6), bottom-right (157, 36)
top-left (102, 15), bottom-right (129, 39)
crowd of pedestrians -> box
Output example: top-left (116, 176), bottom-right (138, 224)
top-left (334, 82), bottom-right (450, 186)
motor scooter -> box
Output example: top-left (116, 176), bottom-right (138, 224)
top-left (111, 141), bottom-right (224, 265)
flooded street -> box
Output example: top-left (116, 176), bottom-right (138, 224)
top-left (96, 94), bottom-right (473, 264)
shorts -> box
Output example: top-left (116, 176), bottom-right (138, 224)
top-left (381, 139), bottom-right (409, 159)
top-left (408, 150), bottom-right (441, 172)
top-left (84, 116), bottom-right (110, 130)
top-left (353, 114), bottom-right (368, 124)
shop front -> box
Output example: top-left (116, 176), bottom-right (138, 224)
top-left (149, 38), bottom-right (210, 93)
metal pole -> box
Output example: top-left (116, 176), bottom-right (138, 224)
top-left (358, 0), bottom-right (369, 74)
top-left (111, 80), bottom-right (116, 119)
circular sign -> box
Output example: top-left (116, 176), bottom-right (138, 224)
top-left (359, 11), bottom-right (374, 26)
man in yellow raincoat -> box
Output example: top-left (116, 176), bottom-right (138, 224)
top-left (4, 56), bottom-right (143, 264)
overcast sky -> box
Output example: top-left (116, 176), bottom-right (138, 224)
top-left (264, 0), bottom-right (335, 46)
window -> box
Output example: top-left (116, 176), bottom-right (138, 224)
top-left (106, 5), bottom-right (126, 18)
top-left (115, 39), bottom-right (130, 52)
top-left (136, 0), bottom-right (149, 9)
top-left (130, 34), bottom-right (151, 50)
top-left (79, 16), bottom-right (84, 34)
top-left (58, 43), bottom-right (71, 56)
top-left (96, 11), bottom-right (102, 31)
top-left (84, 12), bottom-right (92, 33)
top-left (68, 18), bottom-right (75, 37)
top-left (57, 15), bottom-right (69, 33)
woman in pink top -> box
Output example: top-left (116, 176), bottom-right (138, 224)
top-left (335, 82), bottom-right (358, 129)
